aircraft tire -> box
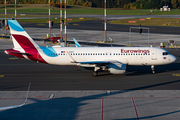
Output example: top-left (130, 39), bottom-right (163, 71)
top-left (92, 71), bottom-right (98, 77)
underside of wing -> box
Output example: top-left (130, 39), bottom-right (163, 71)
top-left (78, 60), bottom-right (127, 75)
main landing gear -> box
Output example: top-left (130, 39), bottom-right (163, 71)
top-left (151, 65), bottom-right (155, 74)
top-left (92, 66), bottom-right (100, 77)
top-left (92, 71), bottom-right (98, 77)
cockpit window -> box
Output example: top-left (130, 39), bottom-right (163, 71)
top-left (163, 52), bottom-right (168, 55)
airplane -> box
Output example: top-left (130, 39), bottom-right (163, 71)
top-left (5, 20), bottom-right (176, 76)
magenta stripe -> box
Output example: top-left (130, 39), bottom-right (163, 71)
top-left (12, 34), bottom-right (47, 63)
top-left (12, 34), bottom-right (36, 49)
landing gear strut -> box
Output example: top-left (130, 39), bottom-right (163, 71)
top-left (151, 65), bottom-right (155, 74)
top-left (92, 66), bottom-right (100, 77)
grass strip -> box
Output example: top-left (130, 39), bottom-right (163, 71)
top-left (109, 18), bottom-right (180, 27)
top-left (18, 18), bottom-right (99, 23)
top-left (1, 4), bottom-right (180, 15)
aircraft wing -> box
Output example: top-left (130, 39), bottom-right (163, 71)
top-left (80, 60), bottom-right (117, 64)
top-left (79, 59), bottom-right (128, 65)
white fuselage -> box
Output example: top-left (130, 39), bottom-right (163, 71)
top-left (38, 46), bottom-right (176, 66)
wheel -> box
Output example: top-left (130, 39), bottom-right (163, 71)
top-left (151, 65), bottom-right (155, 74)
top-left (92, 71), bottom-right (98, 77)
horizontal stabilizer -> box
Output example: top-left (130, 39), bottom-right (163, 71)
top-left (9, 52), bottom-right (32, 56)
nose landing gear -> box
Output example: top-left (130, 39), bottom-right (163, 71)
top-left (151, 65), bottom-right (155, 74)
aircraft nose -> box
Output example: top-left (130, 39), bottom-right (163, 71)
top-left (171, 55), bottom-right (177, 63)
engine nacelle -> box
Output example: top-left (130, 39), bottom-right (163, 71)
top-left (108, 63), bottom-right (126, 74)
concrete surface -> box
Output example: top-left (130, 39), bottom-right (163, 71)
top-left (1, 28), bottom-right (180, 49)
top-left (1, 90), bottom-right (180, 120)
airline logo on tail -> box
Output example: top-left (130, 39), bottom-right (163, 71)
top-left (6, 20), bottom-right (47, 63)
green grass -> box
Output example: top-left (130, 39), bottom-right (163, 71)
top-left (109, 18), bottom-right (180, 27)
top-left (18, 17), bottom-right (99, 23)
top-left (1, 4), bottom-right (180, 15)
top-left (151, 9), bottom-right (180, 15)
top-left (0, 14), bottom-right (49, 18)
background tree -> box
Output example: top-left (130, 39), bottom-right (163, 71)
top-left (116, 0), bottom-right (121, 8)
top-left (171, 0), bottom-right (178, 8)
top-left (178, 0), bottom-right (180, 8)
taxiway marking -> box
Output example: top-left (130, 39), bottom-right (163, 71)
top-left (173, 74), bottom-right (180, 77)
top-left (0, 75), bottom-right (4, 78)
top-left (9, 58), bottom-right (18, 59)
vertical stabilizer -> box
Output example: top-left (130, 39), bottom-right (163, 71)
top-left (7, 20), bottom-right (47, 63)
top-left (8, 20), bottom-right (39, 49)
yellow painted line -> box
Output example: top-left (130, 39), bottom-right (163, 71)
top-left (173, 74), bottom-right (180, 76)
top-left (9, 58), bottom-right (18, 59)
top-left (73, 24), bottom-right (79, 25)
top-left (0, 75), bottom-right (4, 78)
top-left (79, 18), bottom-right (84, 19)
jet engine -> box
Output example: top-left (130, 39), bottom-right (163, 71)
top-left (108, 63), bottom-right (126, 74)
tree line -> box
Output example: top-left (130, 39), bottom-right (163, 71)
top-left (1, 0), bottom-right (180, 9)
